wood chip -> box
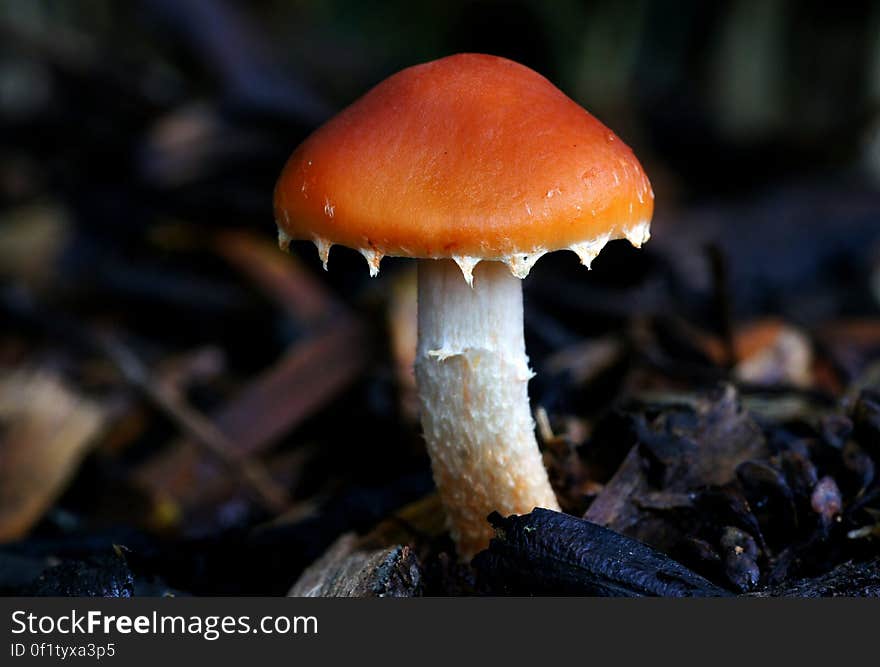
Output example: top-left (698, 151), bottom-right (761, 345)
top-left (289, 534), bottom-right (422, 597)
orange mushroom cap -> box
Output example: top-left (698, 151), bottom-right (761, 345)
top-left (274, 53), bottom-right (653, 278)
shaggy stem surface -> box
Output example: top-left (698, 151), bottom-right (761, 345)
top-left (415, 258), bottom-right (560, 560)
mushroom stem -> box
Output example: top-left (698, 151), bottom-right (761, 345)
top-left (415, 258), bottom-right (560, 560)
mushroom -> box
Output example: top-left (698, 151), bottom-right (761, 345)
top-left (274, 54), bottom-right (653, 559)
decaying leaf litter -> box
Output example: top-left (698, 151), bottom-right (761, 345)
top-left (1, 1), bottom-right (880, 596)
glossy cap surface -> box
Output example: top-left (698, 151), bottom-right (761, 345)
top-left (274, 53), bottom-right (653, 279)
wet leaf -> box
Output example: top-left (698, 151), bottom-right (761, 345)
top-left (474, 509), bottom-right (731, 597)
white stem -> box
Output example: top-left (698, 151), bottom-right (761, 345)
top-left (415, 258), bottom-right (560, 560)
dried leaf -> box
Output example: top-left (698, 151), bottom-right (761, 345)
top-left (0, 369), bottom-right (107, 541)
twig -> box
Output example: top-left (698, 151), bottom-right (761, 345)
top-left (1, 286), bottom-right (288, 514)
top-left (97, 333), bottom-right (290, 514)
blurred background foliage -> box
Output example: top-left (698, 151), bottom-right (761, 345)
top-left (5, 0), bottom-right (880, 202)
top-left (3, 0), bottom-right (880, 320)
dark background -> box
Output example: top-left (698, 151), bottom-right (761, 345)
top-left (1, 0), bottom-right (879, 596)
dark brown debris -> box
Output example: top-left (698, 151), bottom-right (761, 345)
top-left (754, 559), bottom-right (880, 598)
top-left (584, 385), bottom-right (766, 553)
top-left (473, 509), bottom-right (731, 597)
